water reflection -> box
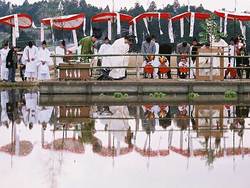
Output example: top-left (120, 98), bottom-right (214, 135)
top-left (0, 90), bottom-right (250, 188)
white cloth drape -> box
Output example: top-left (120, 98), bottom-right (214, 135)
top-left (189, 12), bottom-right (195, 37)
top-left (41, 23), bottom-right (45, 42)
top-left (133, 19), bottom-right (138, 43)
top-left (12, 14), bottom-right (19, 46)
top-left (158, 13), bottom-right (163, 35)
top-left (116, 13), bottom-right (121, 35)
top-left (180, 18), bottom-right (184, 38)
top-left (108, 20), bottom-right (112, 40)
top-left (143, 18), bottom-right (150, 35)
top-left (83, 17), bottom-right (86, 36)
top-left (129, 25), bottom-right (133, 34)
top-left (224, 13), bottom-right (228, 35)
top-left (90, 23), bottom-right (93, 36)
top-left (72, 30), bottom-right (78, 48)
top-left (239, 20), bottom-right (246, 39)
top-left (168, 19), bottom-right (174, 43)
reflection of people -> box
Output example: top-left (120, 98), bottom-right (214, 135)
top-left (25, 92), bottom-right (38, 129)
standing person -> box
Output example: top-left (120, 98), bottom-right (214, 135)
top-left (79, 35), bottom-right (97, 62)
top-left (6, 47), bottom-right (18, 82)
top-left (190, 38), bottom-right (199, 78)
top-left (151, 35), bottom-right (159, 54)
top-left (55, 40), bottom-right (66, 66)
top-left (37, 41), bottom-right (52, 81)
top-left (98, 37), bottom-right (111, 67)
top-left (141, 36), bottom-right (156, 57)
top-left (0, 42), bottom-right (10, 81)
top-left (22, 41), bottom-right (38, 81)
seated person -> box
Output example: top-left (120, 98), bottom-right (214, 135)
top-left (178, 54), bottom-right (189, 79)
top-left (158, 56), bottom-right (171, 79)
top-left (142, 55), bottom-right (159, 79)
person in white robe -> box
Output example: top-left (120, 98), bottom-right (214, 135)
top-left (38, 106), bottom-right (53, 129)
top-left (37, 41), bottom-right (53, 80)
top-left (24, 92), bottom-right (38, 129)
top-left (0, 42), bottom-right (10, 81)
top-left (98, 37), bottom-right (112, 68)
top-left (152, 35), bottom-right (159, 54)
top-left (55, 40), bottom-right (66, 66)
top-left (106, 36), bottom-right (130, 79)
top-left (22, 41), bottom-right (38, 81)
top-left (1, 90), bottom-right (10, 127)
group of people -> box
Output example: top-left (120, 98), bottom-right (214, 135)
top-left (141, 34), bottom-right (250, 80)
top-left (0, 90), bottom-right (53, 130)
top-left (0, 40), bottom-right (52, 82)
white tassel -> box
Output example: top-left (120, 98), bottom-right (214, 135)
top-left (83, 17), bottom-right (86, 36)
top-left (72, 29), bottom-right (78, 48)
top-left (239, 20), bottom-right (246, 40)
top-left (116, 13), bottom-right (121, 35)
top-left (108, 20), bottom-right (112, 40)
top-left (158, 13), bottom-right (163, 35)
top-left (189, 12), bottom-right (195, 37)
top-left (168, 19), bottom-right (174, 43)
top-left (133, 19), bottom-right (138, 43)
top-left (143, 18), bottom-right (150, 35)
top-left (50, 19), bottom-right (55, 44)
top-left (224, 13), bottom-right (228, 35)
top-left (14, 14), bottom-right (19, 38)
top-left (90, 23), bottom-right (93, 36)
top-left (129, 25), bottom-right (133, 34)
top-left (180, 17), bottom-right (184, 38)
top-left (41, 23), bottom-right (45, 42)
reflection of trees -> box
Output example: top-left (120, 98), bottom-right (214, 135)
top-left (78, 119), bottom-right (95, 144)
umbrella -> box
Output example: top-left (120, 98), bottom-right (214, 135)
top-left (214, 10), bottom-right (250, 38)
top-left (91, 12), bottom-right (133, 40)
top-left (41, 13), bottom-right (86, 45)
top-left (0, 13), bottom-right (32, 46)
top-left (171, 11), bottom-right (210, 38)
top-left (129, 12), bottom-right (173, 43)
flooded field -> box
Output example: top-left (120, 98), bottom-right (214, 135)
top-left (0, 89), bottom-right (249, 188)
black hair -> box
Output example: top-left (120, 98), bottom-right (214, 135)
top-left (151, 35), bottom-right (156, 39)
top-left (61, 40), bottom-right (66, 47)
top-left (3, 41), bottom-right (8, 47)
top-left (42, 40), bottom-right (47, 45)
top-left (182, 41), bottom-right (187, 47)
top-left (28, 41), bottom-right (33, 48)
top-left (192, 38), bottom-right (197, 42)
top-left (145, 36), bottom-right (152, 43)
top-left (104, 36), bottom-right (109, 41)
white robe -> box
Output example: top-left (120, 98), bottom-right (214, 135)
top-left (106, 38), bottom-right (129, 79)
top-left (37, 106), bottom-right (53, 124)
top-left (155, 42), bottom-right (160, 54)
top-left (1, 91), bottom-right (9, 124)
top-left (55, 46), bottom-right (65, 66)
top-left (98, 43), bottom-right (111, 67)
top-left (25, 93), bottom-right (38, 125)
top-left (22, 46), bottom-right (38, 78)
top-left (0, 48), bottom-right (10, 80)
top-left (37, 48), bottom-right (52, 80)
